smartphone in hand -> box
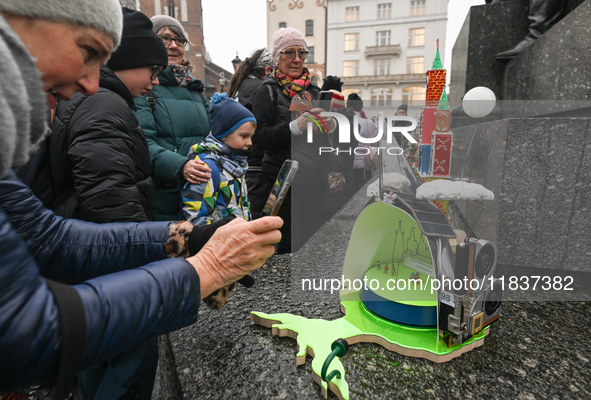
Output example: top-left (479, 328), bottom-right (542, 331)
top-left (261, 160), bottom-right (299, 216)
top-left (318, 91), bottom-right (334, 112)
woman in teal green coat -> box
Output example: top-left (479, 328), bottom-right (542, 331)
top-left (135, 15), bottom-right (211, 221)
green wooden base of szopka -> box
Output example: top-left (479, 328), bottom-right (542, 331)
top-left (251, 291), bottom-right (488, 400)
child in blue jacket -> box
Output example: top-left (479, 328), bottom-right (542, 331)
top-left (182, 93), bottom-right (256, 225)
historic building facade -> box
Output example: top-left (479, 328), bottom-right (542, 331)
top-left (326, 0), bottom-right (447, 114)
top-left (125, 0), bottom-right (232, 97)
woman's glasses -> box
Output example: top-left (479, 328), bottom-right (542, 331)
top-left (151, 65), bottom-right (164, 80)
top-left (280, 49), bottom-right (309, 60)
top-left (158, 34), bottom-right (188, 47)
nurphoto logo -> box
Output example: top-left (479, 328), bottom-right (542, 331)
top-left (305, 112), bottom-right (418, 156)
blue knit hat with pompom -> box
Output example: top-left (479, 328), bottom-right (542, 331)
top-left (210, 93), bottom-right (256, 140)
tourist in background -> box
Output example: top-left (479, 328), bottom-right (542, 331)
top-left (48, 8), bottom-right (169, 399)
top-left (227, 48), bottom-right (274, 218)
top-left (135, 14), bottom-right (211, 221)
top-left (348, 93), bottom-right (378, 183)
top-left (0, 0), bottom-right (282, 393)
top-left (182, 93), bottom-right (255, 226)
top-left (251, 27), bottom-right (334, 253)
top-left (227, 48), bottom-right (274, 111)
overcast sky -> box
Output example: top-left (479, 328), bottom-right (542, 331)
top-left (202, 0), bottom-right (485, 73)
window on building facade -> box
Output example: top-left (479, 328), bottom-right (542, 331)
top-left (409, 28), bottom-right (425, 47)
top-left (410, 0), bottom-right (426, 16)
top-left (306, 20), bottom-right (314, 36)
top-left (345, 33), bottom-right (359, 51)
top-left (167, 0), bottom-right (175, 18)
top-left (406, 56), bottom-right (424, 74)
top-left (377, 3), bottom-right (392, 19)
top-left (343, 60), bottom-right (359, 77)
top-left (402, 86), bottom-right (426, 105)
top-left (346, 6), bottom-right (359, 21)
top-left (120, 0), bottom-right (136, 9)
top-left (374, 58), bottom-right (390, 76)
top-left (307, 46), bottom-right (315, 63)
top-left (376, 30), bottom-right (391, 47)
top-left (371, 88), bottom-right (392, 107)
top-left (279, 22), bottom-right (287, 28)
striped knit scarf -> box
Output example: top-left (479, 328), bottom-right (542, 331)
top-left (272, 66), bottom-right (310, 99)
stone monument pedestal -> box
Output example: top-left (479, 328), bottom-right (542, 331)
top-left (450, 117), bottom-right (591, 272)
top-left (449, 0), bottom-right (588, 107)
top-left (449, 0), bottom-right (591, 271)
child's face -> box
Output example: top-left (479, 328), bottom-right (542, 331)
top-left (222, 122), bottom-right (255, 150)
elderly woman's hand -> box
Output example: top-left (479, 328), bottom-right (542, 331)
top-left (187, 216), bottom-right (283, 298)
top-left (296, 107), bottom-right (335, 133)
top-left (183, 159), bottom-right (211, 184)
top-left (321, 112), bottom-right (336, 132)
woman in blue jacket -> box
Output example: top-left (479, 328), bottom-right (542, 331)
top-left (135, 15), bottom-right (212, 221)
top-left (48, 9), bottom-right (170, 399)
top-left (0, 0), bottom-right (282, 393)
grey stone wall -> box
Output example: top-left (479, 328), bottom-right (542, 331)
top-left (502, 0), bottom-right (591, 101)
top-left (451, 117), bottom-right (591, 271)
top-left (450, 0), bottom-right (588, 107)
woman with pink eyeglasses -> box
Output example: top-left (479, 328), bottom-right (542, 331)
top-left (251, 27), bottom-right (335, 254)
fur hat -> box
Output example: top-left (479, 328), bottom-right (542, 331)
top-left (272, 27), bottom-right (307, 60)
top-left (151, 14), bottom-right (185, 35)
top-left (321, 76), bottom-right (343, 92)
top-left (210, 93), bottom-right (256, 140)
top-left (106, 8), bottom-right (168, 71)
top-left (0, 0), bottom-right (122, 48)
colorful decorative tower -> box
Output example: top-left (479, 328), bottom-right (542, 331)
top-left (419, 40), bottom-right (447, 176)
top-left (417, 41), bottom-right (453, 217)
top-left (425, 41), bottom-right (446, 108)
top-left (430, 90), bottom-right (452, 177)
top-left (421, 40), bottom-right (446, 146)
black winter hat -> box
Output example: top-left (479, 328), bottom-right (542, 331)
top-left (397, 104), bottom-right (408, 113)
top-left (106, 8), bottom-right (168, 71)
top-left (347, 93), bottom-right (363, 111)
top-left (321, 75), bottom-right (343, 91)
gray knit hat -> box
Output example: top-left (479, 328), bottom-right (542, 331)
top-left (151, 14), bottom-right (185, 35)
top-left (0, 0), bottom-right (123, 48)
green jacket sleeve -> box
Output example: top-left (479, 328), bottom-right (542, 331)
top-left (135, 93), bottom-right (189, 181)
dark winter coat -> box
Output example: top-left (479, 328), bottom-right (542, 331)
top-left (251, 76), bottom-right (329, 184)
top-left (134, 68), bottom-right (211, 221)
top-left (0, 171), bottom-right (200, 392)
top-left (49, 66), bottom-right (153, 222)
top-left (0, 17), bottom-right (200, 393)
top-left (235, 74), bottom-right (265, 168)
top-left (236, 74), bottom-right (264, 112)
